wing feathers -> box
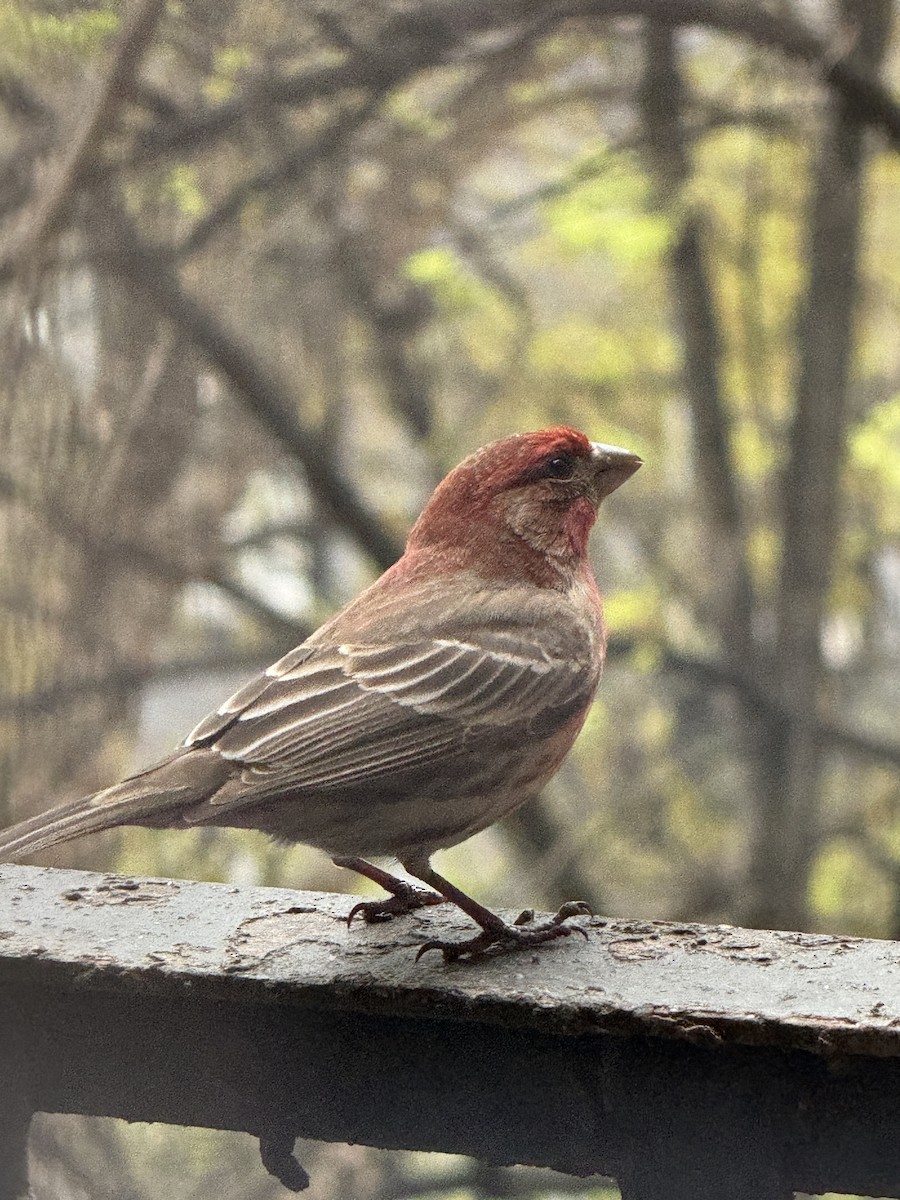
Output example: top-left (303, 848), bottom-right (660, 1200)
top-left (217, 685), bottom-right (360, 760)
top-left (181, 630), bottom-right (592, 816)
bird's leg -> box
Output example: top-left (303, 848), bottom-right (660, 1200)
top-left (334, 856), bottom-right (446, 926)
top-left (403, 858), bottom-right (591, 962)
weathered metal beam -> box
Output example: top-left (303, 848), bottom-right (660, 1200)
top-left (2, 863), bottom-right (900, 1198)
top-left (0, 1026), bottom-right (31, 1200)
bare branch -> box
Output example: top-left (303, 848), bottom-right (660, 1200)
top-left (3, 623), bottom-right (896, 772)
top-left (0, 647), bottom-right (290, 719)
top-left (0, 466), bottom-right (304, 642)
top-left (746, 0), bottom-right (894, 930)
top-left (604, 637), bottom-right (900, 771)
top-left (176, 94), bottom-right (386, 259)
top-left (91, 193), bottom-right (404, 571)
top-left (639, 24), bottom-right (756, 662)
top-left (124, 0), bottom-right (900, 167)
top-left (0, 0), bottom-right (166, 283)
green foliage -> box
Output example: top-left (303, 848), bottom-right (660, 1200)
top-left (695, 127), bottom-right (808, 425)
top-left (528, 320), bottom-right (676, 393)
top-left (3, 6), bottom-right (900, 1188)
top-left (162, 164), bottom-right (207, 218)
top-left (385, 88), bottom-right (449, 138)
top-left (731, 416), bottom-right (779, 480)
top-left (603, 584), bottom-right (662, 638)
top-left (543, 151), bottom-right (673, 265)
top-left (406, 247), bottom-right (488, 313)
top-left (529, 319), bottom-right (631, 383)
top-left (862, 151), bottom-right (900, 331)
top-left (405, 247), bottom-right (520, 372)
top-left (203, 44), bottom-right (253, 103)
top-left (0, 3), bottom-right (118, 70)
top-left (118, 827), bottom-right (239, 885)
top-left (666, 775), bottom-right (734, 860)
top-left (808, 839), bottom-right (894, 937)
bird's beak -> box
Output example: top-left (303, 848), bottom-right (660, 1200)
top-left (589, 442), bottom-right (643, 501)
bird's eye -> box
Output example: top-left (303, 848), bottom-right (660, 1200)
top-left (542, 453), bottom-right (576, 480)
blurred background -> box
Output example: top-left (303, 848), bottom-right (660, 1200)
top-left (1, 0), bottom-right (899, 1196)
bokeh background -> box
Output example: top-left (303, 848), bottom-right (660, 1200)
top-left (2, 0), bottom-right (899, 1196)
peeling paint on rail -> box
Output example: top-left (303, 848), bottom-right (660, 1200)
top-left (1, 863), bottom-right (900, 1058)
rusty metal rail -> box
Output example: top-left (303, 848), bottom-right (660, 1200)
top-left (2, 863), bottom-right (900, 1199)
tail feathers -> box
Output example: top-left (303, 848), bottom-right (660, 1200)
top-left (0, 749), bottom-right (230, 862)
top-left (0, 788), bottom-right (186, 861)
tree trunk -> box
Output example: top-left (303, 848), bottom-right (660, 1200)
top-left (744, 0), bottom-right (892, 930)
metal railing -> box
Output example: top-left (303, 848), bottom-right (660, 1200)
top-left (2, 863), bottom-right (899, 1199)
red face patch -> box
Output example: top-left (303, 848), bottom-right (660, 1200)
top-left (563, 495), bottom-right (597, 557)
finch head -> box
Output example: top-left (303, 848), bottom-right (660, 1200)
top-left (405, 427), bottom-right (641, 583)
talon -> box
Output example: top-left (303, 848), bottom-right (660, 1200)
top-left (414, 910), bottom-right (590, 963)
top-left (347, 901), bottom-right (391, 927)
top-left (554, 900), bottom-right (592, 922)
top-left (347, 885), bottom-right (445, 927)
top-left (415, 940), bottom-right (462, 963)
top-left (514, 908), bottom-right (535, 926)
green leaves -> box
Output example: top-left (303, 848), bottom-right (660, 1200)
top-left (405, 247), bottom-right (489, 314)
top-left (543, 151), bottom-right (673, 264)
top-left (404, 247), bottom-right (519, 373)
top-left (162, 164), bottom-right (206, 218)
top-left (204, 45), bottom-right (254, 103)
top-left (0, 5), bottom-right (118, 70)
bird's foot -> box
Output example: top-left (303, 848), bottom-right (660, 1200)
top-left (415, 901), bottom-right (591, 962)
top-left (348, 881), bottom-right (446, 926)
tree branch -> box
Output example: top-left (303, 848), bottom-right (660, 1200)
top-left (124, 0), bottom-right (900, 168)
top-left (3, 626), bottom-right (896, 772)
top-left (604, 637), bottom-right (900, 771)
top-left (639, 24), bottom-right (757, 666)
top-left (745, 0), bottom-right (894, 930)
top-left (0, 647), bottom-right (290, 719)
top-left (0, 0), bottom-right (166, 283)
top-left (175, 94), bottom-right (386, 259)
top-left (92, 192), bottom-right (404, 571)
top-left (0, 466), bottom-right (305, 642)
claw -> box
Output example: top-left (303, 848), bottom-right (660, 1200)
top-left (416, 940), bottom-right (453, 963)
top-left (415, 905), bottom-right (590, 963)
top-left (347, 885), bottom-right (445, 927)
top-left (552, 900), bottom-right (592, 923)
top-left (347, 900), bottom-right (380, 927)
top-left (415, 930), bottom-right (498, 962)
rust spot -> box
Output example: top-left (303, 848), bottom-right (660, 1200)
top-left (224, 905), bottom-right (324, 974)
top-left (649, 1014), bottom-right (725, 1046)
top-left (608, 937), bottom-right (667, 962)
top-left (61, 878), bottom-right (176, 906)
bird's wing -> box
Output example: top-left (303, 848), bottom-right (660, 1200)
top-left (183, 634), bottom-right (590, 805)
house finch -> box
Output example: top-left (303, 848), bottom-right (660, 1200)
top-left (0, 428), bottom-right (640, 960)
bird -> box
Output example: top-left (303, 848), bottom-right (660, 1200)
top-left (0, 427), bottom-right (641, 960)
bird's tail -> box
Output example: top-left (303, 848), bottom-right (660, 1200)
top-left (0, 749), bottom-right (229, 862)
